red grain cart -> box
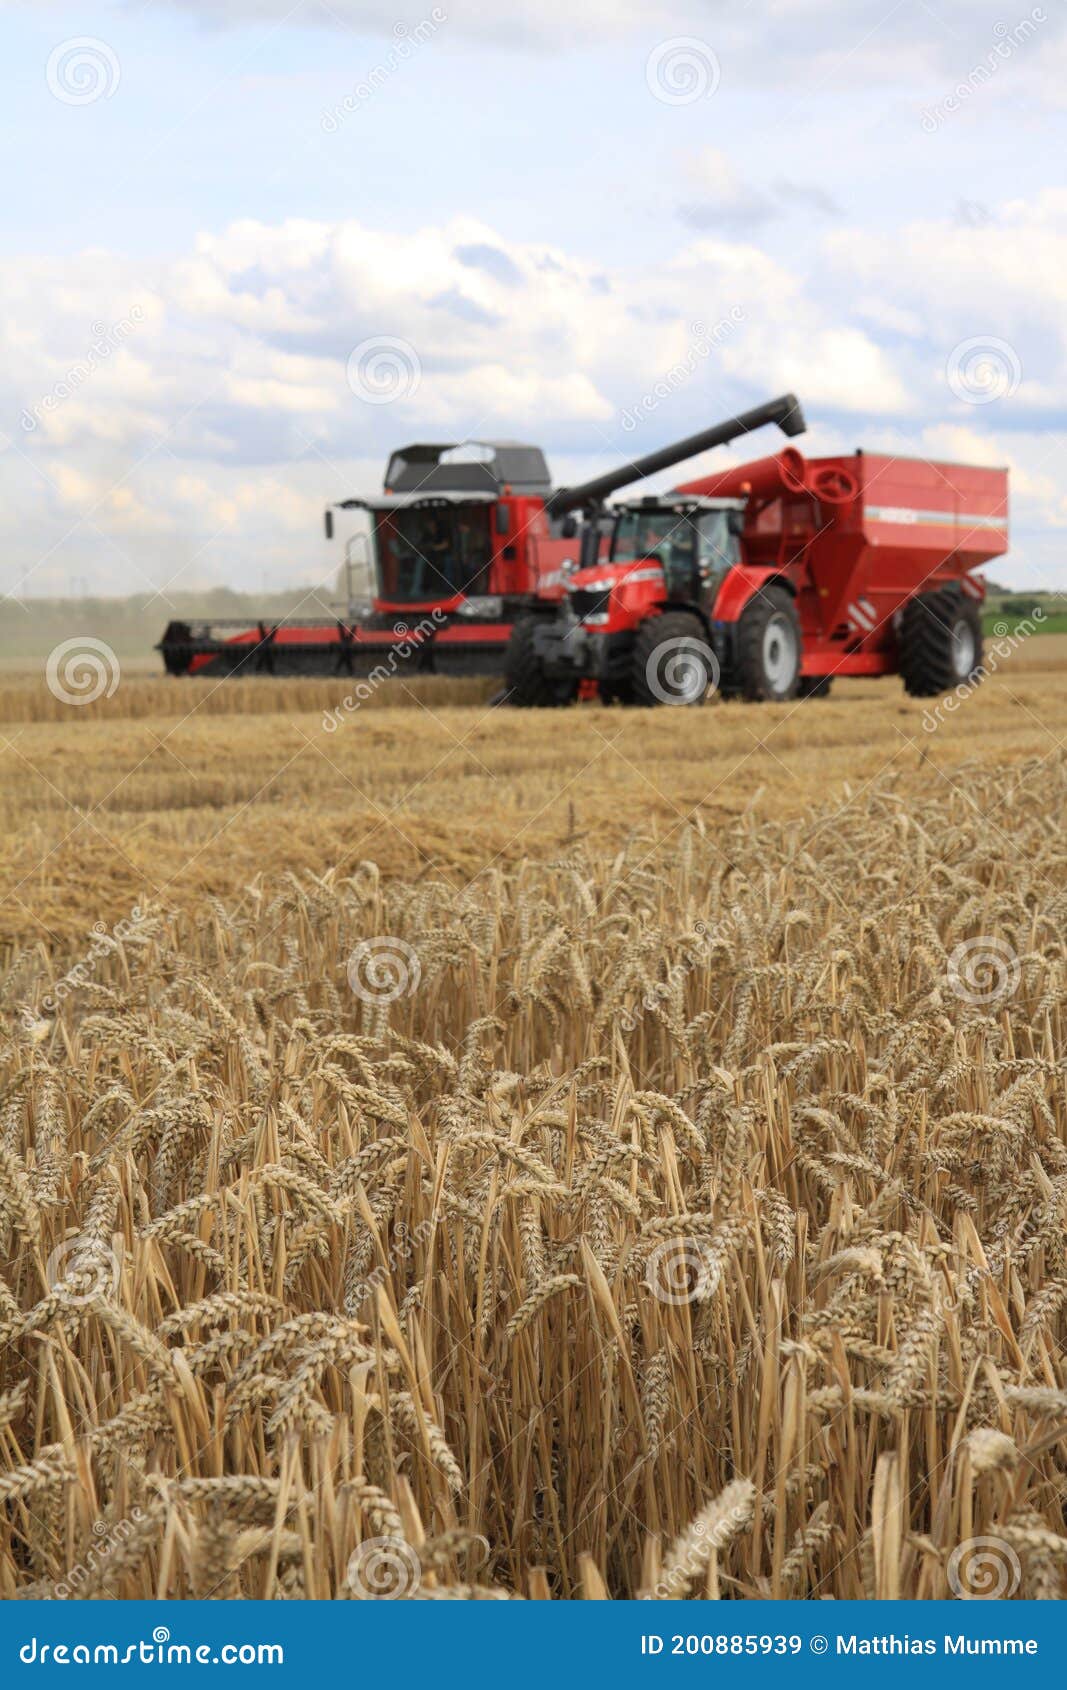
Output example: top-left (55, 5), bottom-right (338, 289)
top-left (506, 428), bottom-right (1007, 706)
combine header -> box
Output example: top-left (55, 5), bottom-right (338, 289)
top-left (505, 424), bottom-right (1008, 705)
top-left (156, 395), bottom-right (803, 680)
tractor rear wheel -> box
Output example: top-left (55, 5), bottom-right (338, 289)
top-left (735, 586), bottom-right (802, 701)
top-left (898, 585), bottom-right (983, 697)
top-left (504, 615), bottom-right (576, 707)
top-left (628, 611), bottom-right (717, 706)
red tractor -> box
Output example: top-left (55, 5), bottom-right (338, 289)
top-left (156, 395), bottom-right (803, 679)
top-left (506, 406), bottom-right (1007, 706)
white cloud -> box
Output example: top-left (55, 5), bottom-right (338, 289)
top-left (2, 199), bottom-right (1065, 596)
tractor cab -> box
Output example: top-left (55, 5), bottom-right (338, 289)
top-left (608, 494), bottom-right (746, 604)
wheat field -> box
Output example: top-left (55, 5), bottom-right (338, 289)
top-left (1, 640), bottom-right (1066, 1600)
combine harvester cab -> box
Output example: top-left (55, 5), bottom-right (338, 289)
top-left (507, 427), bottom-right (1008, 705)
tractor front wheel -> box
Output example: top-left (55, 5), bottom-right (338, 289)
top-left (898, 585), bottom-right (983, 697)
top-left (504, 615), bottom-right (577, 707)
top-left (628, 611), bottom-right (717, 706)
top-left (734, 586), bottom-right (802, 701)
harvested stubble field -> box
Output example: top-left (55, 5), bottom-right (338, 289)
top-left (1, 639), bottom-right (1067, 1600)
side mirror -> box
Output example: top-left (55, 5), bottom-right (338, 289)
top-left (727, 509), bottom-right (745, 537)
top-left (324, 509), bottom-right (334, 540)
top-left (560, 515), bottom-right (577, 539)
top-left (495, 504), bottom-right (510, 535)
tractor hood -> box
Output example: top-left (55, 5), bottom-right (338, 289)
top-left (566, 559), bottom-right (666, 596)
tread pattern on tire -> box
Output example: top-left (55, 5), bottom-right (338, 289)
top-left (898, 584), bottom-right (983, 698)
top-left (734, 585), bottom-right (802, 702)
top-left (628, 610), bottom-right (714, 707)
top-left (504, 615), bottom-right (574, 708)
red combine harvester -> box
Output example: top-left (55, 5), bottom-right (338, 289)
top-left (156, 395), bottom-right (803, 679)
top-left (506, 420), bottom-right (1008, 706)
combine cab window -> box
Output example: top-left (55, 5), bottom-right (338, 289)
top-left (612, 509), bottom-right (738, 598)
top-left (376, 503), bottom-right (492, 601)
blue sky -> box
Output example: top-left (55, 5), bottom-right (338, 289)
top-left (1, 0), bottom-right (1064, 596)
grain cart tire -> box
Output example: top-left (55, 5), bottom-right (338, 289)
top-left (798, 675), bottom-right (833, 699)
top-left (629, 611), bottom-right (718, 707)
top-left (898, 585), bottom-right (983, 698)
top-left (504, 615), bottom-right (576, 707)
top-left (735, 586), bottom-right (802, 701)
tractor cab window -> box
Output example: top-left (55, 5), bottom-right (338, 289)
top-left (612, 508), bottom-right (738, 597)
top-left (375, 502), bottom-right (492, 601)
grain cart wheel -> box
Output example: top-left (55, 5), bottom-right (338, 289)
top-left (797, 675), bottom-right (833, 699)
top-left (629, 610), bottom-right (718, 706)
top-left (504, 615), bottom-right (576, 707)
top-left (898, 585), bottom-right (983, 698)
top-left (735, 585), bottom-right (801, 701)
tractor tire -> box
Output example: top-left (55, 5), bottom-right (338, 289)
top-left (797, 675), bottom-right (833, 699)
top-left (504, 615), bottom-right (576, 707)
top-left (898, 585), bottom-right (983, 698)
top-left (734, 586), bottom-right (802, 702)
top-left (628, 611), bottom-right (717, 707)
